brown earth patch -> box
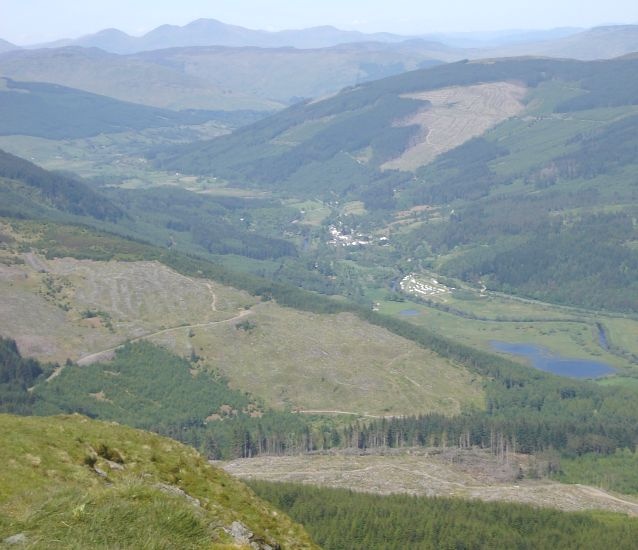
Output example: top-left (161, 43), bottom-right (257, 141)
top-left (383, 81), bottom-right (527, 171)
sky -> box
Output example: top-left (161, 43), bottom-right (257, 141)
top-left (2, 0), bottom-right (637, 45)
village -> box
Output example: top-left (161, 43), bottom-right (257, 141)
top-left (326, 225), bottom-right (390, 247)
top-left (399, 273), bottom-right (453, 299)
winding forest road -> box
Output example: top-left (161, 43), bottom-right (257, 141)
top-left (46, 307), bottom-right (254, 380)
top-left (76, 309), bottom-right (253, 366)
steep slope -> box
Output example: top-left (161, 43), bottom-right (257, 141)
top-left (0, 78), bottom-right (224, 139)
top-left (154, 56), bottom-right (638, 201)
top-left (0, 149), bottom-right (123, 220)
top-left (0, 414), bottom-right (318, 549)
top-left (0, 230), bottom-right (483, 416)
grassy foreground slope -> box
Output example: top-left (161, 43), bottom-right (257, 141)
top-left (0, 414), bottom-right (317, 549)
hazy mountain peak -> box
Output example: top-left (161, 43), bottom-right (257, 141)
top-left (92, 27), bottom-right (130, 37)
top-left (0, 38), bottom-right (18, 53)
top-left (185, 18), bottom-right (237, 28)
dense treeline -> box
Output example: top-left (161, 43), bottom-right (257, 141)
top-left (250, 481), bottom-right (638, 550)
top-left (32, 342), bottom-right (255, 431)
top-left (529, 113), bottom-right (638, 182)
top-left (0, 150), bottom-right (123, 221)
top-left (558, 449), bottom-right (638, 495)
top-left (0, 338), bottom-right (53, 414)
top-left (408, 137), bottom-right (508, 204)
top-left (104, 186), bottom-right (299, 260)
top-left (246, 96), bottom-right (423, 185)
top-left (440, 211), bottom-right (638, 312)
top-left (6, 339), bottom-right (337, 460)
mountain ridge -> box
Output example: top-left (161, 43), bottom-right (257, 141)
top-left (31, 18), bottom-right (415, 54)
top-left (0, 77), bottom-right (229, 138)
top-left (0, 43), bottom-right (449, 110)
top-left (13, 20), bottom-right (638, 61)
top-left (486, 24), bottom-right (638, 60)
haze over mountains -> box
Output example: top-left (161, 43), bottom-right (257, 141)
top-left (1, 20), bottom-right (638, 115)
top-left (488, 25), bottom-right (638, 60)
top-left (34, 19), bottom-right (412, 53)
top-left (0, 43), bottom-right (446, 111)
top-left (2, 18), bottom-right (635, 61)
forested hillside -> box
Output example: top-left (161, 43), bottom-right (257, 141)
top-left (0, 78), bottom-right (224, 139)
top-left (0, 149), bottom-right (124, 221)
top-left (251, 481), bottom-right (638, 549)
top-left (153, 56), bottom-right (638, 199)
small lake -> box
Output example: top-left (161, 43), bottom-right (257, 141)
top-left (490, 341), bottom-right (616, 379)
top-left (399, 309), bottom-right (420, 316)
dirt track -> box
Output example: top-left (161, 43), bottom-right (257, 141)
top-left (74, 309), bottom-right (253, 367)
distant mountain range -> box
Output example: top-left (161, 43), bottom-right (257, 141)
top-left (420, 27), bottom-right (583, 48)
top-left (1, 20), bottom-right (638, 113)
top-left (486, 25), bottom-right (638, 60)
top-left (2, 18), bottom-right (623, 57)
top-left (3, 18), bottom-right (631, 60)
top-left (0, 43), bottom-right (448, 111)
top-left (31, 19), bottom-right (413, 53)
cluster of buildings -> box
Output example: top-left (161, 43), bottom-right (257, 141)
top-left (399, 274), bottom-right (452, 298)
top-left (326, 225), bottom-right (389, 247)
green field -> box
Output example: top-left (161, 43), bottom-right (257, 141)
top-left (371, 276), bottom-right (638, 375)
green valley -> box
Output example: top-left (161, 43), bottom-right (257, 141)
top-left (3, 17), bottom-right (638, 548)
